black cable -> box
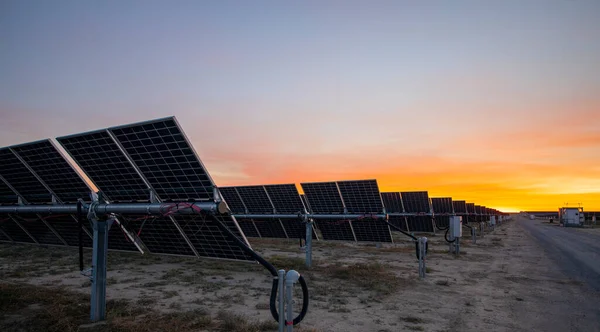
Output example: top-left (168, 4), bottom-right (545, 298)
top-left (383, 219), bottom-right (417, 241)
top-left (77, 201), bottom-right (84, 272)
top-left (444, 228), bottom-right (456, 243)
top-left (210, 214), bottom-right (308, 325)
top-left (432, 217), bottom-right (449, 231)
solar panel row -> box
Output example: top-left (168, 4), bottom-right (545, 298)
top-left (219, 184), bottom-right (313, 240)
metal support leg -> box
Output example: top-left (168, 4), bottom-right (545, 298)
top-left (456, 237), bottom-right (460, 256)
top-left (305, 219), bottom-right (313, 268)
top-left (278, 270), bottom-right (285, 332)
top-left (472, 227), bottom-right (476, 244)
top-left (285, 270), bottom-right (300, 332)
top-left (90, 218), bottom-right (111, 322)
top-left (418, 237), bottom-right (427, 279)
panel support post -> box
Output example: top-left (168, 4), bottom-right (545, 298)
top-left (278, 270), bottom-right (285, 332)
top-left (471, 227), bottom-right (476, 244)
top-left (455, 237), bottom-right (460, 256)
top-left (418, 237), bottom-right (427, 279)
top-left (90, 217), bottom-right (112, 322)
top-left (304, 216), bottom-right (313, 268)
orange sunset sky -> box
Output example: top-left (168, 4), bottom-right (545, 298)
top-left (1, 1), bottom-right (599, 212)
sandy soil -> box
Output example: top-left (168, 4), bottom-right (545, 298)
top-left (1, 216), bottom-right (596, 331)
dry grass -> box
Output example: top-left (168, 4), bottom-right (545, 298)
top-left (325, 262), bottom-right (409, 295)
top-left (0, 282), bottom-right (278, 332)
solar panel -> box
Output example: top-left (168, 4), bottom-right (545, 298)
top-left (11, 140), bottom-right (91, 203)
top-left (120, 215), bottom-right (195, 256)
top-left (0, 178), bottom-right (18, 205)
top-left (281, 219), bottom-right (317, 240)
top-left (106, 221), bottom-right (141, 251)
top-left (10, 215), bottom-right (65, 245)
top-left (434, 216), bottom-right (450, 229)
top-left (264, 184), bottom-right (305, 214)
top-left (336, 180), bottom-right (383, 214)
top-left (351, 219), bottom-right (392, 242)
top-left (406, 216), bottom-right (434, 233)
top-left (388, 215), bottom-right (408, 231)
top-left (59, 117), bottom-right (253, 261)
top-left (237, 219), bottom-right (261, 237)
top-left (315, 219), bottom-right (355, 241)
top-left (466, 203), bottom-right (475, 214)
top-left (110, 118), bottom-right (214, 202)
top-left (381, 192), bottom-right (403, 213)
top-left (400, 191), bottom-right (431, 213)
top-left (57, 130), bottom-right (150, 202)
top-left (0, 148), bottom-right (51, 203)
top-left (0, 217), bottom-right (35, 243)
top-left (431, 197), bottom-right (453, 214)
top-left (301, 182), bottom-right (344, 214)
top-left (42, 214), bottom-right (93, 247)
top-left (0, 228), bottom-right (11, 242)
top-left (453, 200), bottom-right (467, 214)
top-left (234, 186), bottom-right (274, 214)
top-left (174, 214), bottom-right (251, 260)
top-left (252, 219), bottom-right (288, 238)
top-left (219, 187), bottom-right (246, 214)
top-left (474, 205), bottom-right (482, 215)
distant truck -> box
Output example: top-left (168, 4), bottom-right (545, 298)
top-left (559, 207), bottom-right (584, 227)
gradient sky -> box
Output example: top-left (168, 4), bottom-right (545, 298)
top-left (1, 1), bottom-right (599, 212)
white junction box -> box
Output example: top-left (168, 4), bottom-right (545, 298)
top-left (489, 216), bottom-right (496, 226)
top-left (449, 216), bottom-right (462, 238)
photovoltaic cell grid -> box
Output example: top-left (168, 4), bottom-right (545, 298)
top-left (234, 186), bottom-right (274, 214)
top-left (60, 117), bottom-right (253, 261)
top-left (42, 215), bottom-right (93, 247)
top-left (219, 187), bottom-right (246, 214)
top-left (406, 216), bottom-right (434, 233)
top-left (57, 131), bottom-right (150, 202)
top-left (252, 219), bottom-right (287, 238)
top-left (466, 203), bottom-right (475, 214)
top-left (400, 191), bottom-right (431, 213)
top-left (0, 228), bottom-right (11, 242)
top-left (453, 201), bottom-right (467, 214)
top-left (388, 215), bottom-right (408, 231)
top-left (301, 182), bottom-right (344, 214)
top-left (431, 197), bottom-right (453, 214)
top-left (237, 219), bottom-right (260, 237)
top-left (282, 219), bottom-right (317, 239)
top-left (0, 179), bottom-right (18, 205)
top-left (120, 215), bottom-right (195, 256)
top-left (264, 184), bottom-right (305, 214)
top-left (435, 216), bottom-right (450, 229)
top-left (107, 222), bottom-right (140, 251)
top-left (381, 192), bottom-right (403, 213)
top-left (10, 215), bottom-right (64, 245)
top-left (110, 118), bottom-right (214, 202)
top-left (351, 219), bottom-right (392, 242)
top-left (336, 180), bottom-right (383, 214)
top-left (0, 218), bottom-right (35, 243)
top-left (0, 149), bottom-right (51, 204)
top-left (174, 215), bottom-right (251, 260)
top-left (315, 220), bottom-right (355, 241)
top-left (12, 140), bottom-right (91, 203)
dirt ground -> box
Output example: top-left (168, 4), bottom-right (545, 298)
top-left (1, 216), bottom-right (597, 332)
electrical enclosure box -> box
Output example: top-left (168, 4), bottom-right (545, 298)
top-left (489, 216), bottom-right (496, 226)
top-left (449, 216), bottom-right (462, 238)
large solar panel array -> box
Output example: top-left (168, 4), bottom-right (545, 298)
top-left (219, 184), bottom-right (315, 240)
top-left (57, 117), bottom-right (253, 261)
top-left (301, 180), bottom-right (392, 242)
top-left (401, 191), bottom-right (434, 233)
